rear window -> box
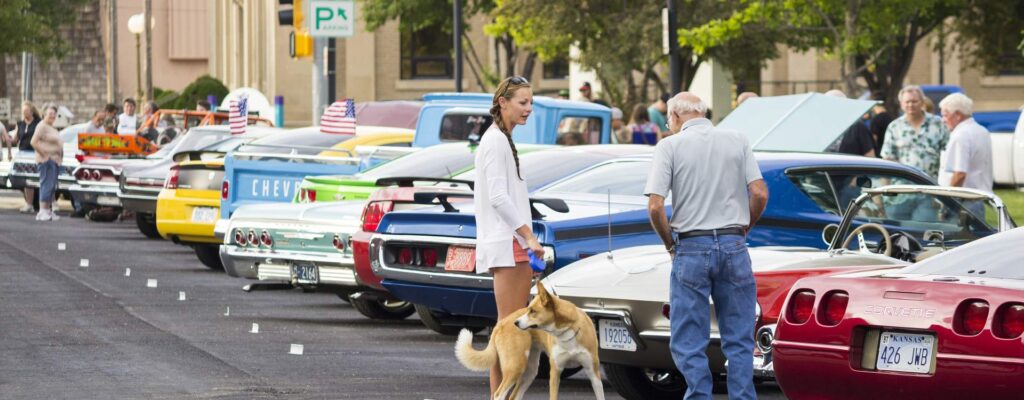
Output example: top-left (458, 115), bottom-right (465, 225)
top-left (901, 228), bottom-right (1024, 280)
top-left (539, 160), bottom-right (650, 196)
top-left (556, 116), bottom-right (602, 145)
top-left (359, 145), bottom-right (475, 180)
top-left (440, 113), bottom-right (493, 141)
top-left (176, 168), bottom-right (224, 191)
top-left (454, 150), bottom-right (619, 191)
top-left (237, 131), bottom-right (352, 155)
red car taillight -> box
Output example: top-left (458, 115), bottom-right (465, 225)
top-left (994, 303), bottom-right (1024, 339)
top-left (397, 248), bottom-right (413, 265)
top-left (332, 235), bottom-right (346, 252)
top-left (955, 300), bottom-right (990, 336)
top-left (787, 290), bottom-right (816, 324)
top-left (165, 166), bottom-right (180, 189)
top-left (361, 201), bottom-right (394, 232)
top-left (662, 303), bottom-right (670, 319)
top-left (90, 170), bottom-right (102, 180)
top-left (247, 230), bottom-right (257, 246)
top-left (818, 291), bottom-right (849, 326)
top-left (75, 154), bottom-right (85, 162)
top-left (421, 248), bottom-right (438, 267)
top-left (234, 229), bottom-right (247, 246)
top-left (221, 181), bottom-right (229, 200)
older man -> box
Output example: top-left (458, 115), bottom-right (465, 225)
top-left (880, 85), bottom-right (949, 178)
top-left (645, 92), bottom-right (768, 400)
top-left (938, 93), bottom-right (992, 193)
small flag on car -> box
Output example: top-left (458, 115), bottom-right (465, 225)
top-left (320, 98), bottom-right (356, 135)
top-left (229, 95), bottom-right (249, 135)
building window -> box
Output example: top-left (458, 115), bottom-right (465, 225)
top-left (543, 57), bottom-right (570, 80)
top-left (401, 24), bottom-right (453, 80)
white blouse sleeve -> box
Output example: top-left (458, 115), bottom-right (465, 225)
top-left (481, 141), bottom-right (529, 230)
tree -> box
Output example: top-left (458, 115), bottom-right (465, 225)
top-left (680, 0), bottom-right (967, 112)
top-left (951, 0), bottom-right (1024, 77)
top-left (0, 0), bottom-right (89, 97)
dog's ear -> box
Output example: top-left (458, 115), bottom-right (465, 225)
top-left (535, 282), bottom-right (554, 307)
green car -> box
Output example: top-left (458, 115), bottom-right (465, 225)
top-left (293, 142), bottom-right (553, 203)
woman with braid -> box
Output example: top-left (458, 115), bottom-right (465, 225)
top-left (473, 76), bottom-right (546, 396)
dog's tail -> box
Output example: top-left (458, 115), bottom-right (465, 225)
top-left (454, 328), bottom-right (495, 372)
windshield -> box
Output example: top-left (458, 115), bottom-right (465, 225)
top-left (453, 150), bottom-right (627, 191)
top-left (359, 145), bottom-right (475, 181)
top-left (538, 160), bottom-right (651, 196)
top-left (837, 191), bottom-right (1000, 246)
top-left (201, 136), bottom-right (251, 153)
top-left (148, 129), bottom-right (230, 159)
top-left (900, 228), bottom-right (1023, 280)
top-left (237, 130), bottom-right (352, 155)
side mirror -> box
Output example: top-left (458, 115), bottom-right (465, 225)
top-left (822, 223), bottom-right (841, 246)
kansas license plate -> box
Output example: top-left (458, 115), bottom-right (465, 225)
top-left (876, 331), bottom-right (934, 374)
top-left (598, 319), bottom-right (637, 352)
top-left (444, 246), bottom-right (476, 272)
top-left (291, 263), bottom-right (318, 285)
top-left (191, 207), bottom-right (218, 223)
top-left (97, 195), bottom-right (120, 206)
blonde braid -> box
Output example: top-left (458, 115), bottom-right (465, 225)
top-left (490, 77), bottom-right (531, 181)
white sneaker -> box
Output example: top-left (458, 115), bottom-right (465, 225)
top-left (48, 210), bottom-right (60, 221)
top-left (35, 210), bottom-right (51, 221)
top-left (19, 204), bottom-right (34, 213)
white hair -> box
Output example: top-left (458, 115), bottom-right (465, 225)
top-left (823, 89), bottom-right (846, 98)
top-left (610, 107), bottom-right (623, 120)
top-left (667, 95), bottom-right (708, 118)
top-left (938, 92), bottom-right (973, 116)
top-left (898, 85), bottom-right (925, 102)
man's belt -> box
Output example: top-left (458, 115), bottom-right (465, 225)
top-left (676, 227), bottom-right (745, 240)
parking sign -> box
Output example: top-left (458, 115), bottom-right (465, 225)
top-left (309, 0), bottom-right (355, 38)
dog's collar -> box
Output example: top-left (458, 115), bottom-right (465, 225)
top-left (555, 326), bottom-right (581, 342)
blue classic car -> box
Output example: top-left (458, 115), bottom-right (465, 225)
top-left (368, 152), bottom-right (935, 334)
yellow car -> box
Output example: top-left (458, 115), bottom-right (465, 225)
top-left (156, 127), bottom-right (414, 270)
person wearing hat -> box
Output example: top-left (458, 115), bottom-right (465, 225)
top-left (578, 81), bottom-right (609, 107)
top-left (611, 107), bottom-right (631, 143)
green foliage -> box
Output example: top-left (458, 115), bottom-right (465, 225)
top-left (952, 1), bottom-right (1024, 76)
top-left (0, 0), bottom-right (89, 59)
top-left (173, 75), bottom-right (228, 111)
top-left (152, 87), bottom-right (180, 109)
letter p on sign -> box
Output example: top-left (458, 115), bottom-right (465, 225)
top-left (309, 0), bottom-right (354, 38)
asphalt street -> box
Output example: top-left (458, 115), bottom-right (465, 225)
top-left (0, 190), bottom-right (786, 399)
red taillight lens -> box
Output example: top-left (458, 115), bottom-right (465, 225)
top-left (662, 303), bottom-right (670, 319)
top-left (819, 291), bottom-right (849, 326)
top-left (91, 170), bottom-right (102, 180)
top-left (787, 290), bottom-right (816, 324)
top-left (422, 248), bottom-right (438, 267)
top-left (955, 300), bottom-right (990, 336)
top-left (260, 230), bottom-right (273, 247)
top-left (307, 189), bottom-right (316, 202)
top-left (234, 229), bottom-right (247, 246)
top-left (165, 167), bottom-right (180, 189)
top-left (361, 201), bottom-right (394, 232)
top-left (994, 303), bottom-right (1024, 339)
top-left (247, 230), bottom-right (257, 246)
top-left (75, 154), bottom-right (85, 162)
top-left (397, 248), bottom-right (413, 264)
top-left (332, 235), bottom-right (346, 251)
top-left (221, 181), bottom-right (229, 200)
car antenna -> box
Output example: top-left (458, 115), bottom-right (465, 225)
top-left (607, 188), bottom-right (613, 261)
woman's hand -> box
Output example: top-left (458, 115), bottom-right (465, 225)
top-left (525, 236), bottom-right (544, 259)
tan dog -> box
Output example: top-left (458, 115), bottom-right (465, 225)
top-left (455, 281), bottom-right (605, 400)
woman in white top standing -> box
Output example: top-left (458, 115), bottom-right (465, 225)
top-left (474, 76), bottom-right (545, 396)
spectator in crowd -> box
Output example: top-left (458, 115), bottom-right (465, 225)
top-left (880, 85), bottom-right (948, 179)
top-left (142, 101), bottom-right (167, 129)
top-left (628, 104), bottom-right (660, 145)
top-left (116, 98), bottom-right (138, 134)
top-left (31, 105), bottom-right (63, 222)
top-left (611, 107), bottom-right (631, 144)
top-left (196, 100), bottom-right (211, 112)
top-left (648, 93), bottom-right (670, 136)
top-left (938, 93), bottom-right (992, 194)
top-left (645, 92), bottom-right (767, 400)
top-left (923, 96), bottom-right (936, 114)
top-left (3, 102), bottom-right (42, 213)
top-left (869, 111), bottom-right (894, 156)
top-left (736, 91), bottom-right (759, 107)
top-left (823, 89), bottom-right (875, 157)
top-left (578, 81), bottom-right (609, 107)
top-left (85, 109), bottom-right (106, 132)
top-left (103, 103), bottom-right (119, 121)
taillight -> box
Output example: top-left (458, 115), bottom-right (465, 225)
top-left (75, 154), bottom-right (85, 162)
top-left (306, 189), bottom-right (316, 202)
top-left (818, 291), bottom-right (849, 326)
top-left (787, 290), bottom-right (816, 324)
top-left (332, 235), bottom-right (346, 251)
top-left (994, 303), bottom-right (1024, 339)
top-left (221, 181), bottom-right (229, 200)
top-left (165, 166), bottom-right (180, 189)
top-left (234, 229), bottom-right (247, 246)
top-left (422, 248), bottom-right (438, 267)
top-left (260, 230), bottom-right (273, 247)
top-left (955, 300), bottom-right (990, 336)
top-left (90, 170), bottom-right (102, 180)
top-left (397, 248), bottom-right (413, 264)
top-left (361, 201), bottom-right (394, 232)
top-left (662, 303), bottom-right (670, 319)
top-left (247, 230), bottom-right (257, 246)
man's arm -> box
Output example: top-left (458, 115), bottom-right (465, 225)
top-left (949, 171), bottom-right (966, 187)
top-left (747, 179), bottom-right (768, 233)
top-left (648, 194), bottom-right (674, 253)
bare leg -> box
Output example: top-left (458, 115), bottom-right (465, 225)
top-left (23, 187), bottom-right (35, 209)
top-left (489, 262), bottom-right (533, 396)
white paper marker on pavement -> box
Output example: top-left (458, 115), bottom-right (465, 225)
top-left (125, 268), bottom-right (131, 277)
top-left (79, 259), bottom-right (89, 268)
top-left (178, 291), bottom-right (187, 301)
top-left (250, 323), bottom-right (259, 333)
top-left (146, 279), bottom-right (158, 288)
top-left (58, 243), bottom-right (66, 251)
top-left (224, 306), bottom-right (230, 316)
top-left (289, 344), bottom-right (304, 355)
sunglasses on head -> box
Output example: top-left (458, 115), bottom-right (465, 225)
top-left (508, 76), bottom-right (528, 85)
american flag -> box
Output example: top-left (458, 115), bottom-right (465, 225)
top-left (321, 99), bottom-right (356, 135)
top-left (229, 95), bottom-right (248, 135)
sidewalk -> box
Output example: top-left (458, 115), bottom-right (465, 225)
top-left (0, 189), bottom-right (73, 211)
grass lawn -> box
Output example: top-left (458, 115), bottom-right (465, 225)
top-left (995, 188), bottom-right (1024, 223)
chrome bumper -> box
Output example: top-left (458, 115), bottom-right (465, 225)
top-left (213, 219), bottom-right (230, 241)
top-left (752, 324), bottom-right (776, 379)
top-left (118, 189), bottom-right (160, 214)
top-left (70, 183), bottom-right (121, 207)
top-left (219, 245), bottom-right (357, 288)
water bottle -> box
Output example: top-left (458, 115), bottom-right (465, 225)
top-left (527, 249), bottom-right (545, 273)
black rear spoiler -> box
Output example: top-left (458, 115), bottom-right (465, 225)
top-left (375, 177), bottom-right (475, 189)
top-left (412, 191), bottom-right (569, 219)
top-left (172, 150), bottom-right (227, 163)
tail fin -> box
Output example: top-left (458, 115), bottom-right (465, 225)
top-left (454, 329), bottom-right (496, 372)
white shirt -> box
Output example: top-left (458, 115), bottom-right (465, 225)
top-left (939, 118), bottom-right (993, 193)
top-left (116, 114), bottom-right (137, 135)
top-left (473, 125), bottom-right (531, 273)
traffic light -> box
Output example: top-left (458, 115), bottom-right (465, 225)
top-left (278, 0), bottom-right (312, 58)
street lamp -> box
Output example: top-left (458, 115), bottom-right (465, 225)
top-left (127, 13), bottom-right (153, 102)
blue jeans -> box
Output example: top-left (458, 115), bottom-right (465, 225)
top-left (38, 160), bottom-right (59, 203)
top-left (670, 233), bottom-right (756, 400)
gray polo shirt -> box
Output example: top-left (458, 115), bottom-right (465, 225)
top-left (643, 118), bottom-right (762, 233)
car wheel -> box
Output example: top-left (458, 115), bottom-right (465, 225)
top-left (351, 296), bottom-right (415, 320)
top-left (192, 244), bottom-right (224, 271)
top-left (135, 213), bottom-right (161, 239)
top-left (604, 363), bottom-right (685, 400)
top-left (414, 304), bottom-right (483, 336)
